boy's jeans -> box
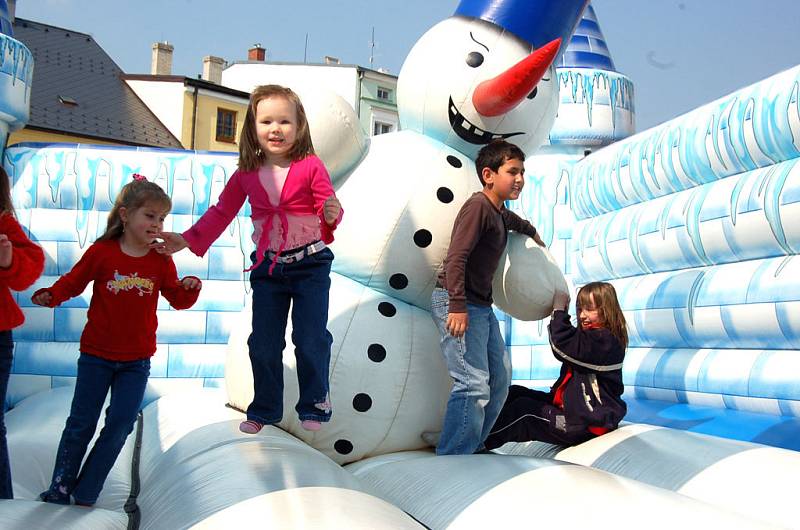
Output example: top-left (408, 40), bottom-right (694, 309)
top-left (47, 353), bottom-right (150, 505)
top-left (246, 247), bottom-right (334, 425)
top-left (431, 288), bottom-right (510, 455)
top-left (0, 330), bottom-right (13, 499)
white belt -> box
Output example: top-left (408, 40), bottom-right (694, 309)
top-left (267, 241), bottom-right (326, 264)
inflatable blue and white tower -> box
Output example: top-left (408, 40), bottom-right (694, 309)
top-left (0, 1), bottom-right (33, 154)
top-left (550, 3), bottom-right (634, 147)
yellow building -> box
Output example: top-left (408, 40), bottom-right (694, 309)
top-left (123, 73), bottom-right (249, 152)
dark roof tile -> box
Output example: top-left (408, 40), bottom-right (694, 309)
top-left (13, 18), bottom-right (182, 148)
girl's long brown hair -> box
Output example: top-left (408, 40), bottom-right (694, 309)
top-left (97, 178), bottom-right (171, 242)
top-left (0, 166), bottom-right (15, 216)
top-left (577, 281), bottom-right (628, 349)
top-left (238, 84), bottom-right (315, 171)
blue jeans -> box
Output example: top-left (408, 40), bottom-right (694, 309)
top-left (0, 330), bottom-right (13, 499)
top-left (431, 288), bottom-right (510, 455)
top-left (44, 353), bottom-right (150, 505)
top-left (246, 247), bottom-right (334, 425)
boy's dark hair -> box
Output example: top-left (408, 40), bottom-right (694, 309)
top-left (475, 140), bottom-right (525, 186)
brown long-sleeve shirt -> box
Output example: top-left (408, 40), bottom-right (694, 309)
top-left (438, 192), bottom-right (536, 313)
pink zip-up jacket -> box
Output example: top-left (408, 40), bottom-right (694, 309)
top-left (182, 155), bottom-right (342, 272)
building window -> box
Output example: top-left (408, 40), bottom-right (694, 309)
top-left (377, 87), bottom-right (391, 101)
top-left (373, 121), bottom-right (393, 136)
top-left (216, 108), bottom-right (237, 143)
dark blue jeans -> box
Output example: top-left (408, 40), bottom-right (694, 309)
top-left (246, 247), bottom-right (334, 425)
top-left (0, 330), bottom-right (13, 499)
top-left (45, 353), bottom-right (150, 505)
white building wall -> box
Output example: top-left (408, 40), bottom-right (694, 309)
top-left (125, 80), bottom-right (186, 142)
top-left (222, 64), bottom-right (359, 109)
top-left (370, 107), bottom-right (399, 135)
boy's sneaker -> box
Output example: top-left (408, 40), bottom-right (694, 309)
top-left (39, 488), bottom-right (71, 505)
top-left (239, 420), bottom-right (263, 434)
top-left (301, 420), bottom-right (322, 431)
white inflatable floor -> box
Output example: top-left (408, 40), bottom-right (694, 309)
top-left (2, 387), bottom-right (796, 529)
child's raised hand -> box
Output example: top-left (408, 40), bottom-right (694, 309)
top-left (151, 232), bottom-right (188, 255)
top-left (446, 311), bottom-right (468, 337)
top-left (323, 195), bottom-right (342, 225)
top-left (31, 290), bottom-right (53, 306)
top-left (0, 234), bottom-right (11, 268)
top-left (180, 277), bottom-right (202, 290)
top-left (552, 290), bottom-right (570, 312)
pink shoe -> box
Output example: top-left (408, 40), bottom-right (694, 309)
top-left (239, 420), bottom-right (263, 434)
top-left (301, 420), bottom-right (322, 431)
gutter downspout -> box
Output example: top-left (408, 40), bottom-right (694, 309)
top-left (356, 67), bottom-right (363, 120)
top-left (189, 82), bottom-right (198, 150)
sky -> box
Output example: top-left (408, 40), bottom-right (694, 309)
top-left (17, 0), bottom-right (800, 132)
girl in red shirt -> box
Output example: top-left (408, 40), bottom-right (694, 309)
top-left (157, 85), bottom-right (343, 434)
top-left (0, 167), bottom-right (45, 499)
top-left (33, 176), bottom-right (201, 506)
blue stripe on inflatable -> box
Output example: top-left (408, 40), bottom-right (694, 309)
top-left (624, 398), bottom-right (800, 450)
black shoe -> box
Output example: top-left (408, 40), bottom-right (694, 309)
top-left (39, 489), bottom-right (71, 505)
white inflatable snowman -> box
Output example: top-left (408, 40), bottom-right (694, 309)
top-left (227, 0), bottom-right (587, 464)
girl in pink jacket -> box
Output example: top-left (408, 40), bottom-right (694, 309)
top-left (157, 85), bottom-right (342, 433)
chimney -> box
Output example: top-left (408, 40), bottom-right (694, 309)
top-left (151, 42), bottom-right (174, 75)
top-left (202, 56), bottom-right (224, 84)
top-left (324, 56), bottom-right (341, 65)
top-left (248, 44), bottom-right (266, 62)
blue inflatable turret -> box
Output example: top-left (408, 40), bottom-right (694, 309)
top-left (549, 3), bottom-right (635, 146)
top-left (0, 0), bottom-right (33, 154)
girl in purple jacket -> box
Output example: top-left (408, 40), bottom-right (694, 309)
top-left (485, 282), bottom-right (628, 449)
top-left (157, 85), bottom-right (343, 434)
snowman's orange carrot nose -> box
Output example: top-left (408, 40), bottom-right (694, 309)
top-left (472, 38), bottom-right (560, 117)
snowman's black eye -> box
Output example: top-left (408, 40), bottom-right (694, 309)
top-left (466, 52), bottom-right (484, 68)
top-left (527, 86), bottom-right (538, 99)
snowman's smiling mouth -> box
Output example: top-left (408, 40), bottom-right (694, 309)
top-left (448, 97), bottom-right (524, 144)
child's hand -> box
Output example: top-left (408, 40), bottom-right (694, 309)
top-left (180, 277), bottom-right (202, 290)
top-left (31, 290), bottom-right (53, 306)
top-left (552, 290), bottom-right (570, 312)
top-left (446, 312), bottom-right (468, 337)
top-left (323, 195), bottom-right (342, 225)
top-left (0, 234), bottom-right (11, 268)
top-left (533, 232), bottom-right (546, 248)
top-left (152, 232), bottom-right (188, 255)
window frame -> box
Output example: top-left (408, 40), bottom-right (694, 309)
top-left (215, 107), bottom-right (238, 143)
top-left (376, 87), bottom-right (392, 101)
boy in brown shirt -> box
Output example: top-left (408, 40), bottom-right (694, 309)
top-left (430, 139), bottom-right (545, 455)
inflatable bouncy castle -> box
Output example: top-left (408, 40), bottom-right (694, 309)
top-left (1, 1), bottom-right (799, 528)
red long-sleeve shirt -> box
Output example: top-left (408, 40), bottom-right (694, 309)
top-left (33, 239), bottom-right (200, 361)
top-left (0, 212), bottom-right (45, 331)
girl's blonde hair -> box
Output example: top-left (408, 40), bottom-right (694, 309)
top-left (0, 166), bottom-right (15, 217)
top-left (238, 84), bottom-right (315, 171)
top-left (577, 281), bottom-right (628, 349)
top-left (97, 177), bottom-right (171, 242)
